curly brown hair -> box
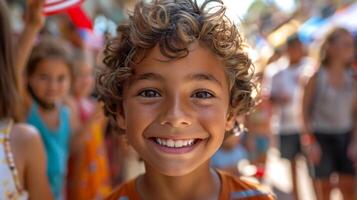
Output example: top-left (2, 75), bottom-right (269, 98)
top-left (97, 0), bottom-right (255, 122)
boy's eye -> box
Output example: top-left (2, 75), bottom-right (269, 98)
top-left (192, 90), bottom-right (214, 99)
top-left (138, 89), bottom-right (161, 98)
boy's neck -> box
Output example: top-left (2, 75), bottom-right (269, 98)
top-left (137, 162), bottom-right (221, 200)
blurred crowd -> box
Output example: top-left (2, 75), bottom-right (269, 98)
top-left (0, 0), bottom-right (356, 200)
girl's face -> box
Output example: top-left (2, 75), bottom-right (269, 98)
top-left (117, 43), bottom-right (236, 176)
top-left (328, 33), bottom-right (355, 65)
top-left (73, 61), bottom-right (94, 98)
top-left (28, 58), bottom-right (71, 104)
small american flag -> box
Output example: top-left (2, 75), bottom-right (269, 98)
top-left (44, 0), bottom-right (84, 15)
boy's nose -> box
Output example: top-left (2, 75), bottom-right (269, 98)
top-left (159, 96), bottom-right (192, 128)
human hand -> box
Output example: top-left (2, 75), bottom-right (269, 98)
top-left (278, 93), bottom-right (291, 104)
top-left (301, 134), bottom-right (321, 165)
top-left (271, 92), bottom-right (290, 105)
top-left (347, 141), bottom-right (357, 170)
top-left (304, 143), bottom-right (321, 165)
top-left (25, 0), bottom-right (46, 29)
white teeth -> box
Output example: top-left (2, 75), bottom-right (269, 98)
top-left (182, 140), bottom-right (188, 146)
top-left (175, 140), bottom-right (183, 147)
top-left (157, 138), bottom-right (163, 145)
top-left (154, 138), bottom-right (196, 148)
top-left (167, 139), bottom-right (174, 147)
top-left (174, 140), bottom-right (183, 147)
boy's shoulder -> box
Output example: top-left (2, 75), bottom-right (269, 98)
top-left (105, 178), bottom-right (140, 200)
top-left (218, 170), bottom-right (276, 200)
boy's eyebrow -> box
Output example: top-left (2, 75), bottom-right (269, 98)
top-left (130, 72), bottom-right (222, 87)
top-left (185, 73), bottom-right (222, 87)
top-left (130, 72), bottom-right (164, 84)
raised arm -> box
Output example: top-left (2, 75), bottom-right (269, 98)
top-left (15, 0), bottom-right (45, 113)
top-left (15, 0), bottom-right (45, 72)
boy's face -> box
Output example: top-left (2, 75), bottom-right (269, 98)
top-left (117, 43), bottom-right (235, 176)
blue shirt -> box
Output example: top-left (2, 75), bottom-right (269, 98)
top-left (27, 103), bottom-right (71, 200)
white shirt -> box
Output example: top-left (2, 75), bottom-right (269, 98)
top-left (269, 57), bottom-right (313, 134)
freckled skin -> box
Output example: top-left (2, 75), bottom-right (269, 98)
top-left (117, 43), bottom-right (235, 177)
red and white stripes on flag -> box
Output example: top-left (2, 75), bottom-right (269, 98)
top-left (44, 0), bottom-right (84, 15)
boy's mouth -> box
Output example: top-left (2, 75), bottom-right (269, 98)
top-left (151, 137), bottom-right (200, 148)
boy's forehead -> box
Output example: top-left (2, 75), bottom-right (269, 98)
top-left (128, 43), bottom-right (229, 88)
top-left (143, 45), bottom-right (170, 63)
top-left (141, 42), bottom-right (199, 63)
top-left (135, 42), bottom-right (222, 67)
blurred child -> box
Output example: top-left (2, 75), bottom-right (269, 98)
top-left (302, 27), bottom-right (357, 200)
top-left (66, 52), bottom-right (111, 200)
top-left (22, 38), bottom-right (76, 200)
top-left (14, 4), bottom-right (79, 197)
top-left (97, 0), bottom-right (275, 199)
top-left (0, 0), bottom-right (52, 199)
top-left (269, 34), bottom-right (312, 200)
top-left (245, 72), bottom-right (273, 181)
top-left (211, 132), bottom-right (248, 176)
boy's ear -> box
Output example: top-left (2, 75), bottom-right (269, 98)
top-left (116, 107), bottom-right (126, 130)
top-left (225, 111), bottom-right (237, 131)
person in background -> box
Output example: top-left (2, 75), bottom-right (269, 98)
top-left (302, 27), bottom-right (357, 200)
top-left (269, 34), bottom-right (313, 200)
top-left (245, 71), bottom-right (273, 182)
top-left (21, 37), bottom-right (77, 200)
top-left (0, 0), bottom-right (53, 199)
top-left (211, 128), bottom-right (248, 176)
top-left (66, 51), bottom-right (111, 200)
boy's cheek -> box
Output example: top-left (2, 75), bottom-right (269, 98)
top-left (116, 105), bottom-right (127, 130)
top-left (116, 113), bottom-right (126, 130)
top-left (197, 107), bottom-right (229, 130)
top-left (119, 100), bottom-right (157, 128)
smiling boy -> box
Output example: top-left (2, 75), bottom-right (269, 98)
top-left (97, 0), bottom-right (275, 199)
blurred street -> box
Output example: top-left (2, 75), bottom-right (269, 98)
top-left (265, 148), bottom-right (343, 200)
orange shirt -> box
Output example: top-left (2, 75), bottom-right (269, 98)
top-left (105, 170), bottom-right (276, 200)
